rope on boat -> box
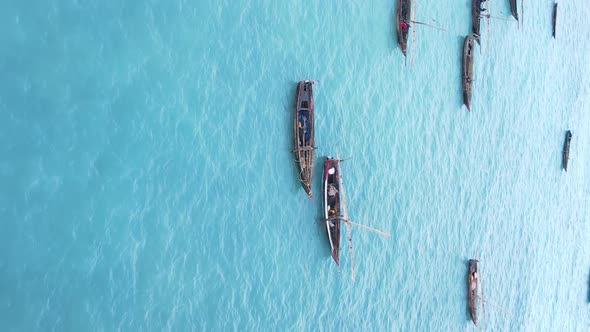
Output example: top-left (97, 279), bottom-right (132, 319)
top-left (410, 20), bottom-right (447, 32)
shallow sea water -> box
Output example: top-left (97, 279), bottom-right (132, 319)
top-left (1, 0), bottom-right (589, 331)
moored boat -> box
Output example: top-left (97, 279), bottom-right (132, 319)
top-left (562, 130), bottom-right (572, 171)
top-left (509, 0), bottom-right (519, 21)
top-left (552, 2), bottom-right (558, 39)
top-left (472, 0), bottom-right (485, 43)
top-left (468, 259), bottom-right (480, 326)
top-left (323, 157), bottom-right (342, 265)
top-left (396, 0), bottom-right (412, 58)
top-left (462, 34), bottom-right (477, 111)
top-left (293, 80), bottom-right (315, 198)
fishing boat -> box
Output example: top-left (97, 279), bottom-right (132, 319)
top-left (323, 157), bottom-right (342, 265)
top-left (293, 80), bottom-right (315, 198)
top-left (472, 0), bottom-right (485, 43)
top-left (322, 154), bottom-right (391, 280)
top-left (395, 0), bottom-right (412, 58)
top-left (552, 2), bottom-right (558, 38)
top-left (462, 34), bottom-right (477, 111)
top-left (468, 259), bottom-right (480, 326)
top-left (562, 130), bottom-right (572, 172)
top-left (509, 0), bottom-right (519, 21)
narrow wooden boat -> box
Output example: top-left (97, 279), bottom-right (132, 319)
top-left (323, 157), bottom-right (342, 265)
top-left (472, 0), bottom-right (485, 43)
top-left (323, 154), bottom-right (391, 278)
top-left (396, 0), bottom-right (412, 58)
top-left (293, 81), bottom-right (315, 198)
top-left (462, 34), bottom-right (477, 111)
top-left (562, 130), bottom-right (572, 172)
top-left (468, 259), bottom-right (480, 326)
top-left (509, 0), bottom-right (519, 21)
top-left (552, 2), bottom-right (558, 39)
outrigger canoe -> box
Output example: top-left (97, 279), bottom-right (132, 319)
top-left (562, 130), bottom-right (572, 172)
top-left (396, 0), bottom-right (412, 58)
top-left (323, 157), bottom-right (342, 265)
top-left (509, 0), bottom-right (519, 21)
top-left (462, 34), bottom-right (477, 111)
top-left (468, 259), bottom-right (480, 326)
top-left (293, 81), bottom-right (315, 198)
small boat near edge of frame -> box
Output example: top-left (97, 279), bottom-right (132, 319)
top-left (462, 34), bottom-right (477, 111)
top-left (562, 130), bottom-right (572, 172)
top-left (468, 259), bottom-right (480, 326)
top-left (293, 80), bottom-right (315, 198)
top-left (396, 0), bottom-right (412, 58)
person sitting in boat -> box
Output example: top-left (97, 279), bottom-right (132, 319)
top-left (477, 0), bottom-right (487, 12)
top-left (400, 20), bottom-right (410, 30)
top-left (328, 184), bottom-right (338, 197)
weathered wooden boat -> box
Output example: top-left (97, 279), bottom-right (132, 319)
top-left (293, 80), bottom-right (315, 198)
top-left (322, 154), bottom-right (391, 279)
top-left (472, 0), bottom-right (485, 43)
top-left (509, 0), bottom-right (519, 21)
top-left (323, 157), bottom-right (343, 266)
top-left (468, 259), bottom-right (480, 326)
top-left (462, 34), bottom-right (477, 111)
top-left (396, 0), bottom-right (412, 58)
top-left (562, 130), bottom-right (572, 172)
top-left (552, 2), bottom-right (558, 39)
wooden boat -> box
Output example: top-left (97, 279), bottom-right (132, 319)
top-left (509, 0), bottom-right (519, 21)
top-left (552, 2), bottom-right (558, 39)
top-left (323, 157), bottom-right (343, 266)
top-left (468, 259), bottom-right (480, 326)
top-left (396, 0), bottom-right (412, 58)
top-left (293, 81), bottom-right (315, 198)
top-left (562, 130), bottom-right (572, 172)
top-left (322, 154), bottom-right (391, 279)
top-left (462, 34), bottom-right (477, 111)
top-left (472, 0), bottom-right (485, 43)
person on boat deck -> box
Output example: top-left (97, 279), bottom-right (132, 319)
top-left (477, 0), bottom-right (487, 12)
top-left (400, 21), bottom-right (409, 30)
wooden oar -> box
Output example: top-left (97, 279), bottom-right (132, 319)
top-left (411, 20), bottom-right (447, 32)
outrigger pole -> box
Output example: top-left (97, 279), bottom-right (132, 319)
top-left (410, 20), bottom-right (447, 32)
top-left (346, 220), bottom-right (391, 238)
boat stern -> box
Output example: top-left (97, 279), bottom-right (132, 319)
top-left (331, 248), bottom-right (340, 266)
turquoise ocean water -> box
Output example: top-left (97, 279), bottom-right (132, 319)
top-left (1, 0), bottom-right (590, 330)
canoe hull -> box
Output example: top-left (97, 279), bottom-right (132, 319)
top-left (468, 259), bottom-right (480, 326)
top-left (472, 0), bottom-right (482, 41)
top-left (462, 34), bottom-right (476, 111)
top-left (323, 158), bottom-right (341, 266)
top-left (293, 81), bottom-right (315, 198)
top-left (396, 0), bottom-right (412, 57)
top-left (562, 130), bottom-right (572, 171)
top-left (510, 0), bottom-right (519, 21)
top-left (552, 3), bottom-right (558, 38)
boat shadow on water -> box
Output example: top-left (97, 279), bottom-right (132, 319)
top-left (587, 271), bottom-right (590, 303)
